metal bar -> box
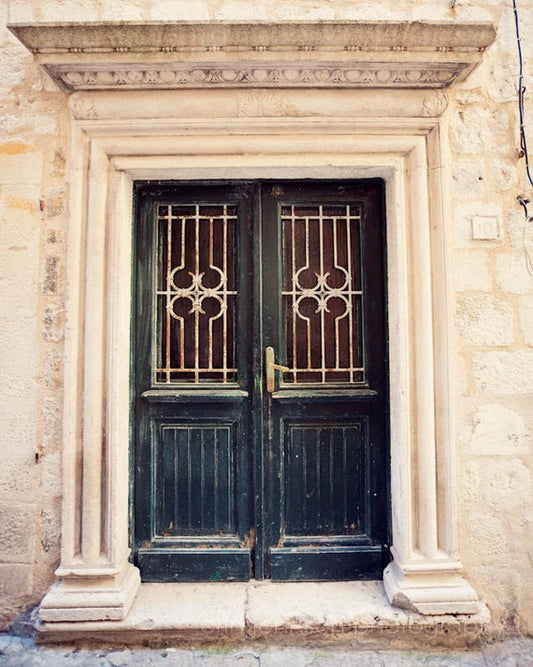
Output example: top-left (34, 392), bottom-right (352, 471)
top-left (194, 205), bottom-right (200, 382)
top-left (165, 206), bottom-right (172, 383)
top-left (319, 205), bottom-right (326, 382)
top-left (222, 205), bottom-right (228, 382)
top-left (346, 207), bottom-right (354, 382)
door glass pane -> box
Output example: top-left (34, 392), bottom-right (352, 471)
top-left (282, 203), bottom-right (364, 384)
top-left (155, 203), bottom-right (237, 383)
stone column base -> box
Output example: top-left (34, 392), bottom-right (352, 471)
top-left (383, 557), bottom-right (482, 616)
top-left (39, 563), bottom-right (141, 623)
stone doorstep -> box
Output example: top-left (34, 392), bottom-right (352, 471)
top-left (36, 581), bottom-right (491, 648)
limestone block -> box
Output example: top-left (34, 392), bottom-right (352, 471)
top-left (0, 317), bottom-right (37, 382)
top-left (453, 88), bottom-right (485, 105)
top-left (519, 295), bottom-right (533, 346)
top-left (456, 294), bottom-right (513, 346)
top-left (0, 3), bottom-right (7, 35)
top-left (485, 108), bottom-right (512, 154)
top-left (454, 5), bottom-right (497, 21)
top-left (496, 251), bottom-right (533, 294)
top-left (0, 44), bottom-right (32, 93)
top-left (6, 0), bottom-right (34, 23)
top-left (465, 513), bottom-right (509, 565)
top-left (466, 565), bottom-right (515, 629)
top-left (34, 115), bottom-right (57, 136)
top-left (494, 1), bottom-right (527, 59)
top-left (16, 0), bottom-right (98, 23)
top-left (0, 149), bottom-right (43, 184)
top-left (40, 503), bottom-right (61, 556)
top-left (41, 450), bottom-right (62, 499)
top-left (492, 158), bottom-right (519, 192)
top-left (0, 459), bottom-right (38, 502)
top-left (49, 150), bottom-right (66, 178)
top-left (462, 461), bottom-right (481, 501)
top-left (488, 61), bottom-right (518, 104)
top-left (450, 108), bottom-right (486, 155)
top-left (220, 2), bottom-right (336, 21)
top-left (451, 161), bottom-right (486, 199)
top-left (517, 568), bottom-right (533, 635)
top-left (42, 256), bottom-right (61, 295)
top-left (40, 396), bottom-right (62, 452)
top-left (149, 1), bottom-right (211, 21)
top-left (0, 184), bottom-right (40, 317)
top-left (0, 364), bottom-right (38, 446)
top-left (0, 112), bottom-right (34, 136)
top-left (450, 105), bottom-right (511, 157)
top-left (468, 404), bottom-right (530, 455)
top-left (41, 348), bottom-right (63, 389)
top-left (0, 564), bottom-right (33, 597)
top-left (453, 251), bottom-right (491, 291)
top-left (473, 350), bottom-right (533, 395)
top-left (483, 459), bottom-right (531, 512)
top-left (94, 1), bottom-right (149, 22)
top-left (42, 303), bottom-right (64, 343)
top-left (45, 227), bottom-right (63, 246)
top-left (0, 255), bottom-right (39, 318)
top-left (0, 505), bottom-right (35, 562)
top-left (44, 187), bottom-right (65, 218)
top-left (0, 184), bottom-right (40, 221)
top-left (506, 207), bottom-right (530, 248)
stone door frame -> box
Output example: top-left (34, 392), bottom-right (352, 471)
top-left (37, 102), bottom-right (481, 622)
top-left (7, 19), bottom-right (497, 626)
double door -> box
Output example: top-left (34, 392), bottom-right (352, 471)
top-left (133, 180), bottom-right (388, 581)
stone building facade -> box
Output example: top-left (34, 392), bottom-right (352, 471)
top-left (0, 0), bottom-right (532, 643)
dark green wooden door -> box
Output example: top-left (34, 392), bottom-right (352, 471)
top-left (132, 180), bottom-right (388, 582)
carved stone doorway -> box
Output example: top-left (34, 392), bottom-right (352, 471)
top-left (7, 20), bottom-right (496, 626)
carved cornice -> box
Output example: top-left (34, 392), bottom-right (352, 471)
top-left (9, 21), bottom-right (496, 91)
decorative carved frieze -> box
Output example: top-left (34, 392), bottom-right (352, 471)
top-left (8, 21), bottom-right (496, 92)
top-left (52, 62), bottom-right (465, 90)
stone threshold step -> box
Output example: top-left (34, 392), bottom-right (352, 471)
top-left (37, 581), bottom-right (490, 648)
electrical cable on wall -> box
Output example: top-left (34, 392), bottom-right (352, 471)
top-left (512, 0), bottom-right (533, 276)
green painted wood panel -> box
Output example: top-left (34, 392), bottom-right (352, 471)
top-left (132, 180), bottom-right (389, 582)
top-left (283, 421), bottom-right (366, 537)
top-left (155, 423), bottom-right (235, 536)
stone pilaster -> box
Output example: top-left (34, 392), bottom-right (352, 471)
top-left (39, 147), bottom-right (140, 622)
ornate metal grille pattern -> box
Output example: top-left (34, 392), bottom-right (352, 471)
top-left (155, 203), bottom-right (237, 383)
top-left (282, 203), bottom-right (364, 384)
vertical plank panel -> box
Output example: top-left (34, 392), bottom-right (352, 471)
top-left (284, 422), bottom-right (366, 537)
top-left (154, 424), bottom-right (236, 536)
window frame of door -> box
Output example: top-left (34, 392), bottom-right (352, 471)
top-left (39, 109), bottom-right (482, 622)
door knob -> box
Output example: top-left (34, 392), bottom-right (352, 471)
top-left (265, 346), bottom-right (289, 393)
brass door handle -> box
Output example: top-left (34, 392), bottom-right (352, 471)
top-left (265, 346), bottom-right (289, 393)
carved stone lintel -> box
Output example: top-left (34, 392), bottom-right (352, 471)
top-left (9, 21), bottom-right (496, 93)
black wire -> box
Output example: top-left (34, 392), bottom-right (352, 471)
top-left (513, 0), bottom-right (533, 189)
top-left (513, 2), bottom-right (533, 275)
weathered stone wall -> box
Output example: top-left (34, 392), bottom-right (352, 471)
top-left (0, 0), bottom-right (531, 637)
